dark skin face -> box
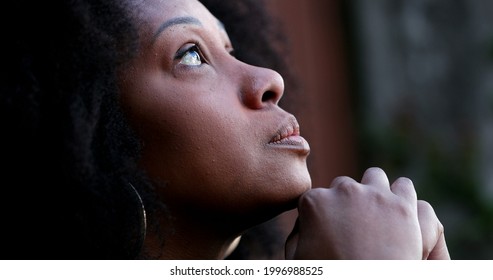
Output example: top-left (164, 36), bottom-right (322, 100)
top-left (119, 0), bottom-right (311, 258)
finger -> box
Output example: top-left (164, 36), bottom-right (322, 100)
top-left (390, 177), bottom-right (417, 202)
top-left (417, 200), bottom-right (449, 259)
top-left (360, 167), bottom-right (390, 189)
top-left (427, 231), bottom-right (451, 260)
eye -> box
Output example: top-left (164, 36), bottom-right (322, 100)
top-left (176, 44), bottom-right (203, 66)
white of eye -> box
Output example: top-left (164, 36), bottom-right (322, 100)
top-left (180, 50), bottom-right (202, 66)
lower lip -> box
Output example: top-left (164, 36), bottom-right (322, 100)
top-left (268, 135), bottom-right (310, 155)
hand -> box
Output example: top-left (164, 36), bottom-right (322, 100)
top-left (285, 167), bottom-right (449, 259)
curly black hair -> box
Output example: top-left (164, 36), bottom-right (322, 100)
top-left (0, 0), bottom-right (295, 259)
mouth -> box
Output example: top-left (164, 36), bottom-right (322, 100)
top-left (268, 115), bottom-right (310, 155)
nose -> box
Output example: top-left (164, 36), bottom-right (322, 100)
top-left (239, 64), bottom-right (285, 109)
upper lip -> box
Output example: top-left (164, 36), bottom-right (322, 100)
top-left (269, 115), bottom-right (301, 144)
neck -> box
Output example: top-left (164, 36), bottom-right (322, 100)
top-left (142, 210), bottom-right (244, 259)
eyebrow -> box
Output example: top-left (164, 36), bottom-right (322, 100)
top-left (152, 16), bottom-right (227, 43)
top-left (152, 16), bottom-right (203, 42)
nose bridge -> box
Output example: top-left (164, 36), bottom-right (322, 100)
top-left (239, 62), bottom-right (285, 109)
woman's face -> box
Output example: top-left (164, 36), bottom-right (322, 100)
top-left (119, 0), bottom-right (311, 222)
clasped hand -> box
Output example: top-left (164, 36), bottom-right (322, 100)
top-left (285, 167), bottom-right (450, 260)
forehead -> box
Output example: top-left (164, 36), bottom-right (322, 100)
top-left (137, 0), bottom-right (220, 36)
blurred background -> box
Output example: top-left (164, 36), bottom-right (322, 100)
top-left (266, 0), bottom-right (493, 259)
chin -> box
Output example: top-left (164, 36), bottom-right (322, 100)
top-left (283, 161), bottom-right (312, 192)
top-left (261, 165), bottom-right (312, 212)
top-left (282, 170), bottom-right (312, 204)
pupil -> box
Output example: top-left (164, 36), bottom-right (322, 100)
top-left (185, 51), bottom-right (200, 65)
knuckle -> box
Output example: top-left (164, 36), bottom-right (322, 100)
top-left (298, 188), bottom-right (327, 213)
top-left (417, 199), bottom-right (445, 237)
top-left (331, 176), bottom-right (361, 195)
top-left (420, 201), bottom-right (445, 234)
top-left (331, 176), bottom-right (353, 187)
top-left (395, 176), bottom-right (414, 186)
top-left (418, 200), bottom-right (434, 214)
top-left (365, 167), bottom-right (385, 176)
top-left (367, 166), bottom-right (383, 172)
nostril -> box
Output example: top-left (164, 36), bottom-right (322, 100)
top-left (262, 91), bottom-right (277, 103)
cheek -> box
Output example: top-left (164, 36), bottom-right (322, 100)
top-left (130, 89), bottom-right (246, 190)
top-left (138, 99), bottom-right (251, 197)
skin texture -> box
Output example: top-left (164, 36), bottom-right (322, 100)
top-left (118, 0), bottom-right (311, 259)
